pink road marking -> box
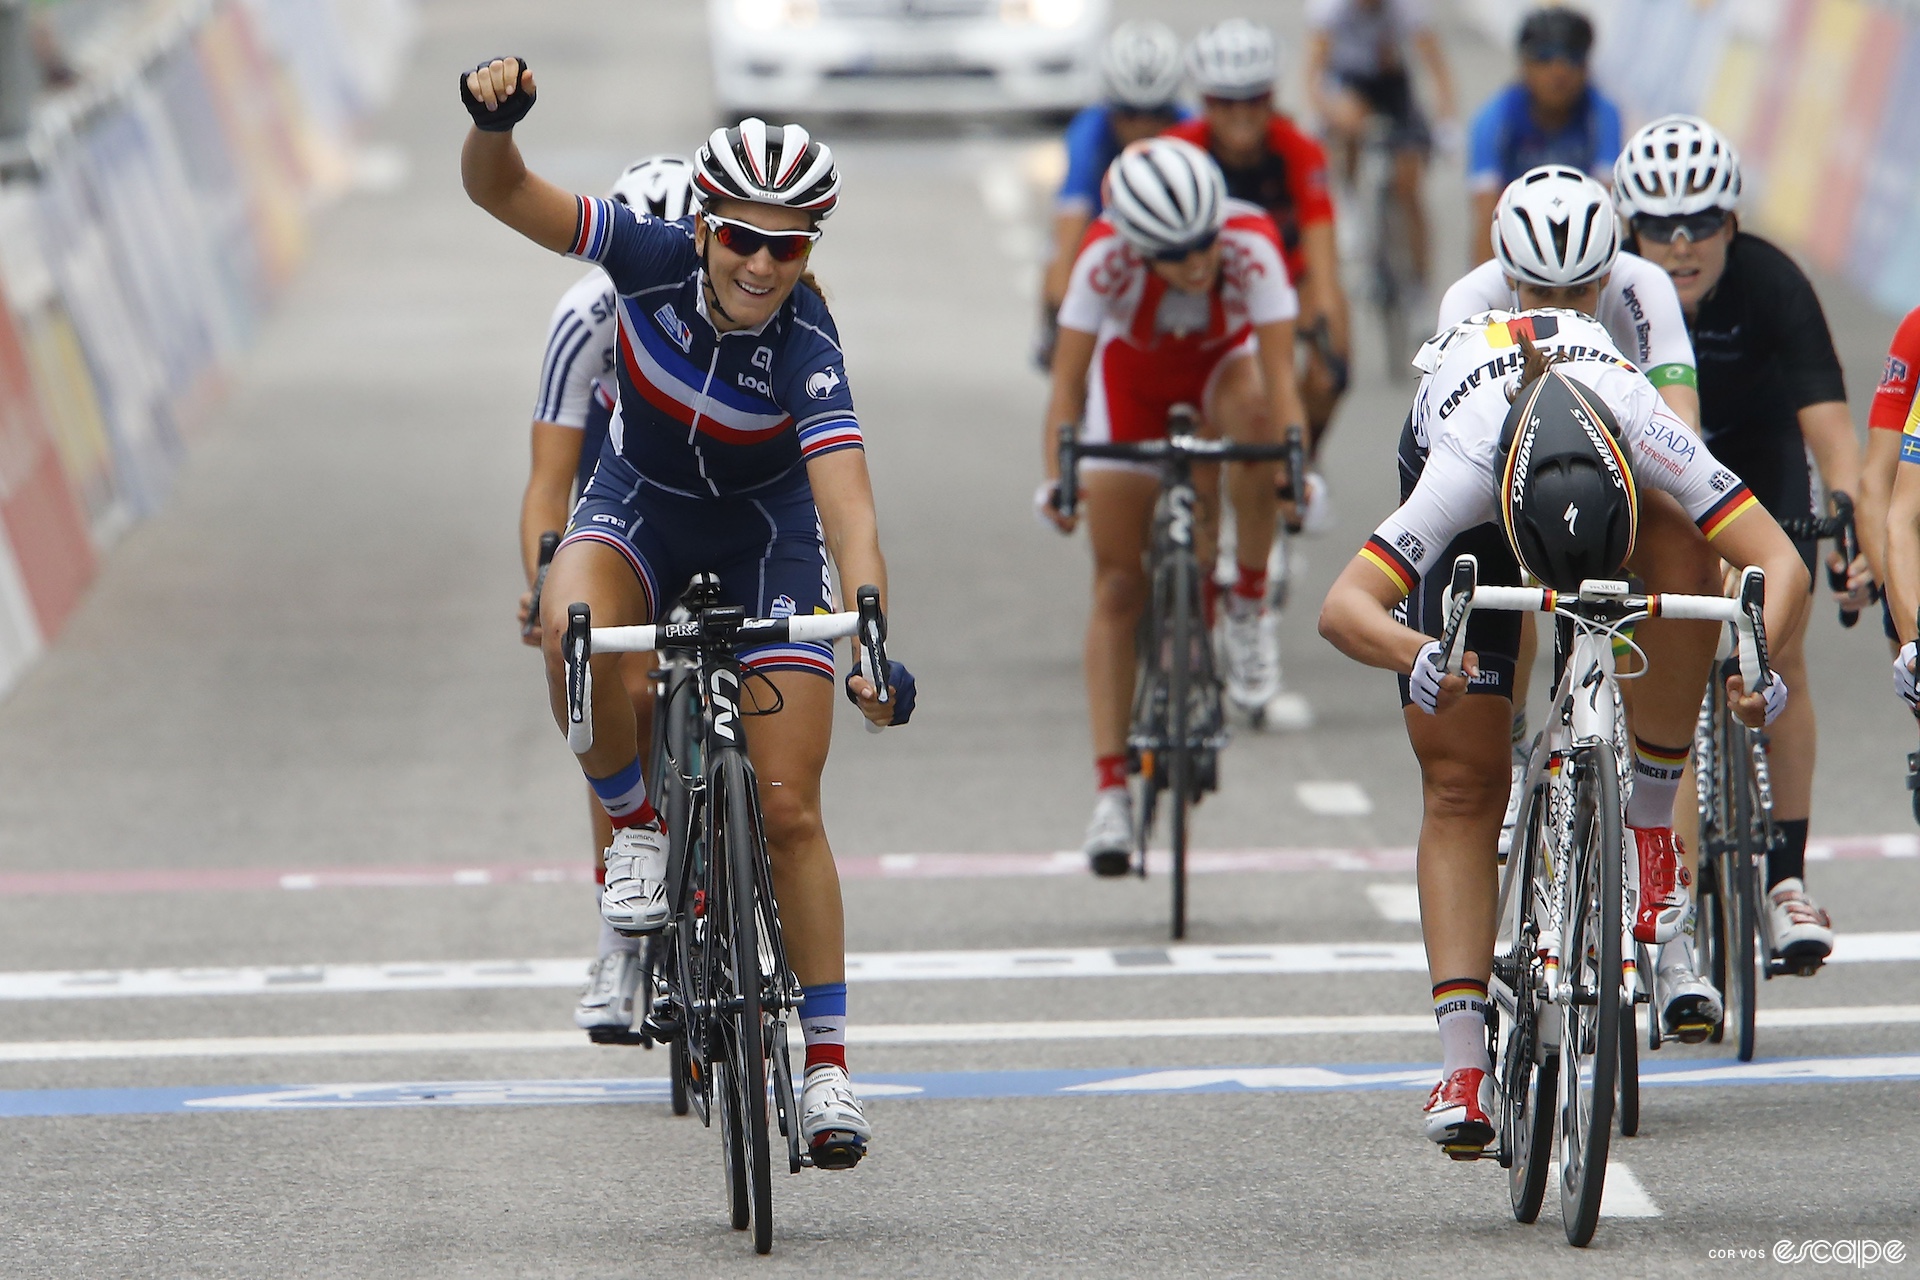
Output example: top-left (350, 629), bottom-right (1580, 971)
top-left (0, 836), bottom-right (1908, 899)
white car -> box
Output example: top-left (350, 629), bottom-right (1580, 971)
top-left (709, 0), bottom-right (1107, 117)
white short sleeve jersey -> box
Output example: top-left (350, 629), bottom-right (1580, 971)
top-left (1057, 200), bottom-right (1299, 347)
top-left (1433, 254), bottom-right (1696, 385)
top-left (533, 269), bottom-right (621, 429)
top-left (1359, 310), bottom-right (1759, 594)
top-left (1307, 0), bottom-right (1430, 78)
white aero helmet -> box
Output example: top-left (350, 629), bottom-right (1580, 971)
top-left (1612, 114), bottom-right (1742, 218)
top-left (609, 155), bottom-right (696, 221)
top-left (694, 118), bottom-right (841, 219)
top-left (1187, 19), bottom-right (1278, 100)
top-left (1492, 165), bottom-right (1620, 288)
top-left (1104, 137), bottom-right (1226, 256)
top-left (1102, 21), bottom-right (1183, 110)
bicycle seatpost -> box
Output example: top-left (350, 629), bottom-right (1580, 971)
top-left (856, 584), bottom-right (890, 736)
top-left (565, 602), bottom-right (593, 754)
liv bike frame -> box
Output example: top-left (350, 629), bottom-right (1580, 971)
top-left (562, 588), bottom-right (889, 1255)
top-left (1057, 413), bottom-right (1293, 939)
top-left (1446, 555), bottom-right (1773, 1248)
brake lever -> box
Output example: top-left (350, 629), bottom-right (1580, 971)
top-left (1054, 422), bottom-right (1079, 521)
top-left (565, 602), bottom-right (593, 754)
top-left (1439, 554), bottom-right (1479, 675)
top-left (856, 584), bottom-right (889, 735)
top-left (524, 530), bottom-right (559, 639)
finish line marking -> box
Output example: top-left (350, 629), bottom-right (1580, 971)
top-left (4, 934), bottom-right (1919, 1001)
top-left (3, 1005), bottom-right (1917, 1063)
top-left (1600, 1162), bottom-right (1661, 1218)
top-left (0, 833), bottom-right (1910, 899)
top-left (3, 1053), bottom-right (1919, 1118)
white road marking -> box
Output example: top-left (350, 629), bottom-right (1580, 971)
top-left (4, 935), bottom-right (1920, 1003)
top-left (1297, 781), bottom-right (1374, 817)
top-left (1366, 883), bottom-right (1422, 923)
top-left (1599, 1162), bottom-right (1662, 1218)
top-left (7, 1006), bottom-right (1920, 1063)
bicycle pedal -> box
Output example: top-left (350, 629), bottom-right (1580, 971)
top-left (586, 1028), bottom-right (648, 1046)
top-left (808, 1133), bottom-right (867, 1171)
top-left (1441, 1143), bottom-right (1491, 1162)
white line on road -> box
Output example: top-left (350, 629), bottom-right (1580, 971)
top-left (1599, 1162), bottom-right (1662, 1218)
top-left (5, 1005), bottom-right (1920, 1062)
top-left (1297, 781), bottom-right (1374, 817)
top-left (1366, 883), bottom-right (1422, 923)
top-left (4, 936), bottom-right (1920, 1002)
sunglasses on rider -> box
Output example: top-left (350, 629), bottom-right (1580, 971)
top-left (1153, 230), bottom-right (1219, 263)
top-left (702, 213), bottom-right (820, 263)
top-left (1630, 209), bottom-right (1731, 245)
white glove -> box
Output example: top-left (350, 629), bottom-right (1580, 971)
top-left (1895, 642), bottom-right (1919, 711)
top-left (1034, 479), bottom-right (1065, 530)
top-left (1431, 118), bottom-right (1465, 158)
top-left (1408, 638), bottom-right (1448, 715)
top-left (1759, 672), bottom-right (1789, 726)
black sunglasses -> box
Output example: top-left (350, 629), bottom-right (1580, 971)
top-left (1152, 230), bottom-right (1220, 263)
top-left (1631, 209), bottom-right (1731, 245)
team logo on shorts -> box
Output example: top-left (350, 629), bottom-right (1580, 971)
top-left (770, 594), bottom-right (797, 618)
top-left (806, 367), bottom-right (843, 400)
top-left (654, 303), bottom-right (693, 353)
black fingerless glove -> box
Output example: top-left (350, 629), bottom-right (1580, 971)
top-left (460, 58), bottom-right (535, 132)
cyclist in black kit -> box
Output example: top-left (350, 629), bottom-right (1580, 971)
top-left (1615, 115), bottom-right (1872, 973)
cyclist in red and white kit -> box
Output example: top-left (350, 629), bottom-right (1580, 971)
top-left (1037, 138), bottom-right (1308, 871)
top-left (1869, 305), bottom-right (1920, 646)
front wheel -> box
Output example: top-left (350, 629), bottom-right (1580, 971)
top-left (1166, 550), bottom-right (1195, 941)
top-left (716, 755), bottom-right (774, 1254)
top-left (1559, 746), bottom-right (1621, 1248)
top-left (1498, 777), bottom-right (1555, 1224)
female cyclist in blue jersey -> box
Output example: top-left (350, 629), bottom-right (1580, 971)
top-left (462, 57), bottom-right (914, 1169)
top-left (515, 155), bottom-right (699, 1039)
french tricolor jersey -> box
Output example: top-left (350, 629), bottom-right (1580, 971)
top-left (1361, 310), bottom-right (1759, 594)
top-left (1056, 200), bottom-right (1299, 354)
top-left (565, 197), bottom-right (862, 498)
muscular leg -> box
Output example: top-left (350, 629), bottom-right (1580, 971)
top-left (742, 672), bottom-right (843, 987)
top-left (1082, 470), bottom-right (1160, 761)
top-left (1205, 353), bottom-right (1281, 578)
top-left (1407, 696), bottom-right (1513, 988)
top-left (1624, 494), bottom-right (1724, 751)
top-left (586, 655), bottom-right (658, 869)
top-left (538, 540), bottom-right (654, 778)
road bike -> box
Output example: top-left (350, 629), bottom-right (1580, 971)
top-left (1444, 556), bottom-right (1774, 1247)
top-left (1056, 412), bottom-right (1294, 939)
top-left (562, 585), bottom-right (891, 1255)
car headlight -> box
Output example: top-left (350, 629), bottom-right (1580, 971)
top-left (1000, 0), bottom-right (1087, 29)
top-left (733, 0), bottom-right (819, 30)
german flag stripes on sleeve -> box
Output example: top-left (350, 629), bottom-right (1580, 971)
top-left (1697, 482), bottom-right (1760, 540)
top-left (1360, 534), bottom-right (1419, 596)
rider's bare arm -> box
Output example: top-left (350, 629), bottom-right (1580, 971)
top-left (1709, 502), bottom-right (1814, 715)
top-left (1468, 189), bottom-right (1498, 265)
top-left (1411, 29), bottom-right (1457, 125)
top-left (1043, 211), bottom-right (1093, 311)
top-left (1886, 458), bottom-right (1920, 644)
top-left (1254, 317), bottom-right (1304, 438)
top-left (1798, 399), bottom-right (1873, 599)
top-left (1656, 383), bottom-right (1701, 432)
top-left (807, 447), bottom-right (894, 724)
top-left (1042, 327), bottom-right (1097, 476)
top-left (460, 61), bottom-right (579, 253)
top-left (1861, 426), bottom-right (1902, 594)
top-left (1299, 222), bottom-right (1349, 353)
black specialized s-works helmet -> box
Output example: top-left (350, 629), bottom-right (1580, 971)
top-left (1499, 343), bottom-right (1639, 592)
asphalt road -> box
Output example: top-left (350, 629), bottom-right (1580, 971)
top-left (1, 1), bottom-right (1917, 1275)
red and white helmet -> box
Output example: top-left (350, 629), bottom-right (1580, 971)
top-left (694, 118), bottom-right (840, 220)
top-left (1613, 114), bottom-right (1742, 218)
top-left (1104, 138), bottom-right (1226, 256)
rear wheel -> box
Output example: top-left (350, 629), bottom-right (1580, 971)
top-left (1559, 746), bottom-right (1621, 1248)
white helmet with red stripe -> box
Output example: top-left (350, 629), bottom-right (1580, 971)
top-left (694, 118), bottom-right (841, 220)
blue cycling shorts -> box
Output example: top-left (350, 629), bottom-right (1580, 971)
top-left (559, 455), bottom-right (836, 680)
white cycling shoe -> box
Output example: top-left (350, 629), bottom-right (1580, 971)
top-left (1221, 598), bottom-right (1280, 709)
top-left (1084, 788), bottom-right (1133, 878)
top-left (600, 821), bottom-right (670, 935)
top-left (801, 1064), bottom-right (871, 1170)
top-left (574, 949), bottom-right (643, 1032)
top-left (1655, 930), bottom-right (1722, 1044)
top-left (1497, 762), bottom-right (1525, 861)
top-left (1300, 471), bottom-right (1334, 536)
top-left (1767, 877), bottom-right (1834, 973)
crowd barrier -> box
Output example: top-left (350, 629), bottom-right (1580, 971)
top-left (0, 0), bottom-right (413, 697)
top-left (1469, 0), bottom-right (1920, 316)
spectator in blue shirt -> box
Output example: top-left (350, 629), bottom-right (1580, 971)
top-left (1466, 7), bottom-right (1621, 264)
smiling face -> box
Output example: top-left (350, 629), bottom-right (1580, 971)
top-left (1202, 96), bottom-right (1272, 166)
top-left (1148, 240), bottom-right (1222, 294)
top-left (695, 198), bottom-right (815, 331)
top-left (1635, 219), bottom-right (1733, 312)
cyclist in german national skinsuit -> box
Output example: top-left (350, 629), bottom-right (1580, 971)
top-left (1168, 19), bottom-right (1350, 514)
top-left (1615, 114), bottom-right (1868, 974)
top-left (518, 155), bottom-right (698, 1040)
top-left (461, 57), bottom-right (918, 1169)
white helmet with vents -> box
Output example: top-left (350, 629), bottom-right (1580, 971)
top-left (694, 118), bottom-right (840, 219)
top-left (1187, 19), bottom-right (1278, 100)
top-left (1102, 21), bottom-right (1183, 110)
top-left (609, 155), bottom-right (696, 221)
top-left (1613, 114), bottom-right (1742, 218)
top-left (1492, 165), bottom-right (1620, 288)
top-left (1103, 137), bottom-right (1226, 257)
